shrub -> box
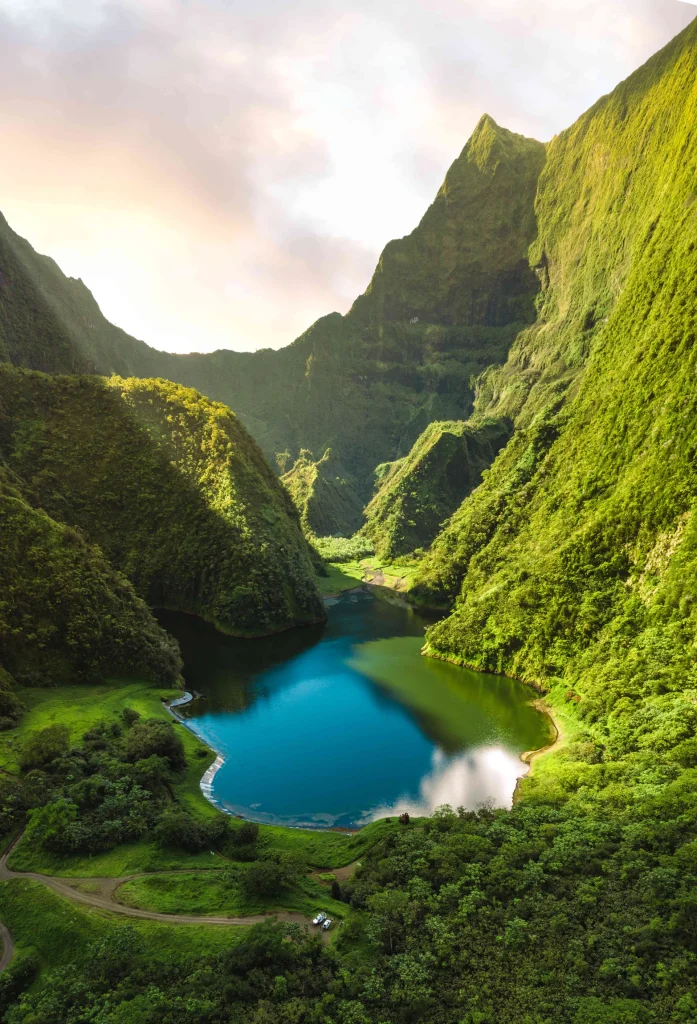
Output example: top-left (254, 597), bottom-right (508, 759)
top-left (19, 725), bottom-right (70, 771)
top-left (121, 707), bottom-right (140, 726)
top-left (153, 808), bottom-right (229, 852)
top-left (312, 535), bottom-right (374, 563)
top-left (241, 852), bottom-right (304, 899)
top-left (125, 719), bottom-right (185, 771)
top-left (233, 820), bottom-right (259, 846)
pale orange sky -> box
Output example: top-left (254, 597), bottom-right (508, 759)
top-left (0, 0), bottom-right (693, 354)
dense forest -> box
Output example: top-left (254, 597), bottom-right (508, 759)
top-left (1, 13), bottom-right (697, 1024)
top-left (0, 367), bottom-right (324, 708)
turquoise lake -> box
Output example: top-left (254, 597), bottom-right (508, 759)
top-left (158, 590), bottom-right (550, 829)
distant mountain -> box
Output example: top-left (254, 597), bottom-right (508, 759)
top-left (281, 448), bottom-right (364, 540)
top-left (0, 118), bottom-right (545, 505)
top-left (363, 417), bottom-right (511, 559)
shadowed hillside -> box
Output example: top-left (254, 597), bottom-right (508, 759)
top-left (0, 369), bottom-right (325, 646)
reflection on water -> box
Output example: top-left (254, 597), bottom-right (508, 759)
top-left (157, 591), bottom-right (550, 829)
top-left (358, 746), bottom-right (528, 825)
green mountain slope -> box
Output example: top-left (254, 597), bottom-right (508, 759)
top-left (280, 448), bottom-right (364, 539)
top-left (0, 214), bottom-right (164, 377)
top-left (0, 122), bottom-right (545, 509)
top-left (0, 462), bottom-right (181, 699)
top-left (363, 417), bottom-right (511, 558)
top-left (0, 368), bottom-right (324, 638)
top-left (415, 18), bottom-right (697, 704)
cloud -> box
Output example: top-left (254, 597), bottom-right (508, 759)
top-left (0, 0), bottom-right (693, 352)
top-left (359, 745), bottom-right (529, 823)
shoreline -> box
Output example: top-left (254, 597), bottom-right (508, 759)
top-left (167, 693), bottom-right (354, 832)
top-left (166, 692), bottom-right (228, 810)
top-left (519, 697), bottom-right (563, 767)
top-left (422, 645), bottom-right (565, 771)
top-left (169, 639), bottom-right (565, 832)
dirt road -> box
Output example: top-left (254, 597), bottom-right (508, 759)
top-left (0, 845), bottom-right (329, 939)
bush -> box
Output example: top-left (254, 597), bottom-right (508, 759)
top-left (125, 719), bottom-right (185, 770)
top-left (153, 808), bottom-right (229, 852)
top-left (233, 820), bottom-right (259, 846)
top-left (121, 707), bottom-right (140, 726)
top-left (0, 954), bottom-right (39, 1016)
top-left (241, 852), bottom-right (304, 899)
top-left (312, 535), bottom-right (374, 563)
top-left (19, 725), bottom-right (70, 771)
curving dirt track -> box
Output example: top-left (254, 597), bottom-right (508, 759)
top-left (0, 842), bottom-right (331, 940)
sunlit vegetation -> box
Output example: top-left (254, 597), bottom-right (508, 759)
top-left (313, 534), bottom-right (374, 563)
top-left (281, 449), bottom-right (364, 540)
top-left (0, 367), bottom-right (324, 705)
top-left (1, 13), bottom-right (697, 1024)
top-left (363, 417), bottom-right (511, 559)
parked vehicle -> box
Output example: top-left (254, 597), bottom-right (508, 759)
top-left (312, 912), bottom-right (327, 925)
top-left (322, 918), bottom-right (332, 930)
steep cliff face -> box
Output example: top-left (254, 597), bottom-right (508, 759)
top-left (0, 368), bottom-right (325, 639)
top-left (281, 448), bottom-right (364, 540)
top-left (350, 115), bottom-right (545, 330)
top-left (414, 18), bottom-right (697, 720)
top-left (363, 417), bottom-right (512, 559)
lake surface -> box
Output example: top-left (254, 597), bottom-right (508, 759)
top-left (158, 590), bottom-right (550, 829)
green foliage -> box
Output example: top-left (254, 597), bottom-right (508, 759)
top-left (19, 724), bottom-right (69, 770)
top-left (124, 718), bottom-right (186, 771)
top-left (152, 806), bottom-right (230, 852)
top-left (282, 448), bottom-right (364, 539)
top-left (363, 417), bottom-right (511, 558)
top-left (0, 954), bottom-right (39, 1018)
top-left (241, 851), bottom-right (305, 899)
top-left (234, 819), bottom-right (260, 847)
top-left (0, 368), bottom-right (324, 644)
top-left (0, 467), bottom-right (181, 689)
top-left (1, 706), bottom-right (230, 865)
top-left (313, 534), bottom-right (375, 563)
top-left (1, 891), bottom-right (335, 1024)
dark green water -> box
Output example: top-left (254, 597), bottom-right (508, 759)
top-left (158, 590), bottom-right (550, 829)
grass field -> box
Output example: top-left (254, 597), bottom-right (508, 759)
top-left (115, 869), bottom-right (347, 920)
top-left (0, 879), bottom-right (245, 970)
top-left (317, 558), bottom-right (419, 596)
top-left (316, 563), bottom-right (363, 595)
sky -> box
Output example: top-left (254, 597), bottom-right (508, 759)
top-left (0, 1), bottom-right (694, 354)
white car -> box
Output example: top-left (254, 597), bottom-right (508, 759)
top-left (322, 918), bottom-right (332, 930)
top-left (312, 912), bottom-right (327, 926)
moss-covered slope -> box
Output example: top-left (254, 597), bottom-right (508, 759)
top-left (414, 18), bottom-right (697, 721)
top-left (0, 463), bottom-right (181, 698)
top-left (281, 448), bottom-right (364, 539)
top-left (363, 417), bottom-right (511, 559)
top-left (0, 368), bottom-right (324, 637)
